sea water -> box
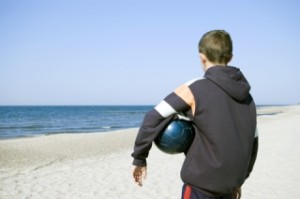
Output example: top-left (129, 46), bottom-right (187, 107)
top-left (0, 105), bottom-right (279, 139)
top-left (0, 106), bottom-right (153, 139)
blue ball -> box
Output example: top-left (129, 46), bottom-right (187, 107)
top-left (154, 120), bottom-right (195, 154)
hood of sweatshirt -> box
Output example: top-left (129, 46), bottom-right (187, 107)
top-left (204, 66), bottom-right (251, 101)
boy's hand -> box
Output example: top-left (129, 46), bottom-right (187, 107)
top-left (232, 187), bottom-right (241, 199)
top-left (132, 166), bottom-right (147, 186)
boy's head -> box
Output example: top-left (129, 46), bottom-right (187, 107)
top-left (198, 30), bottom-right (233, 66)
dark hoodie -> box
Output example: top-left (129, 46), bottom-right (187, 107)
top-left (132, 66), bottom-right (258, 197)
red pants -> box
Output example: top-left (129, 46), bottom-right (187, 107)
top-left (182, 185), bottom-right (233, 199)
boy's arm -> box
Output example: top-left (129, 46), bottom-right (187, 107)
top-left (131, 83), bottom-right (195, 166)
top-left (131, 110), bottom-right (175, 166)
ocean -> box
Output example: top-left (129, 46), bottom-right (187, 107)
top-left (0, 106), bottom-right (153, 139)
top-left (0, 105), bottom-right (278, 139)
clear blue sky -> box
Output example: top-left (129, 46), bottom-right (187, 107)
top-left (1, 0), bottom-right (299, 105)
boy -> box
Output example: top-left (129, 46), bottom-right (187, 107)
top-left (131, 30), bottom-right (258, 199)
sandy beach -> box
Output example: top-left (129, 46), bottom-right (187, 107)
top-left (1, 105), bottom-right (300, 199)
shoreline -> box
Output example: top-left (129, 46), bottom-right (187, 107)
top-left (0, 127), bottom-right (139, 141)
top-left (1, 105), bottom-right (300, 198)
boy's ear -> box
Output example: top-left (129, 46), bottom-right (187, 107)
top-left (199, 53), bottom-right (207, 65)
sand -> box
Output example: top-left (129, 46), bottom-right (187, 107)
top-left (1, 105), bottom-right (300, 199)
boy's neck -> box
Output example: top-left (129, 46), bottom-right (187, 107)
top-left (204, 61), bottom-right (227, 71)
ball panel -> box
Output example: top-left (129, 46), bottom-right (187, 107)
top-left (154, 120), bottom-right (195, 154)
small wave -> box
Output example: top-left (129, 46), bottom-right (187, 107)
top-left (257, 112), bottom-right (281, 117)
top-left (100, 125), bottom-right (125, 129)
top-left (0, 125), bottom-right (44, 130)
top-left (101, 126), bottom-right (112, 129)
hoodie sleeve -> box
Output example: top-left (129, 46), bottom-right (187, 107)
top-left (131, 82), bottom-right (196, 166)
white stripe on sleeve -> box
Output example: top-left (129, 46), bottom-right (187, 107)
top-left (185, 77), bottom-right (203, 86)
top-left (255, 127), bottom-right (258, 138)
top-left (154, 100), bottom-right (177, 118)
